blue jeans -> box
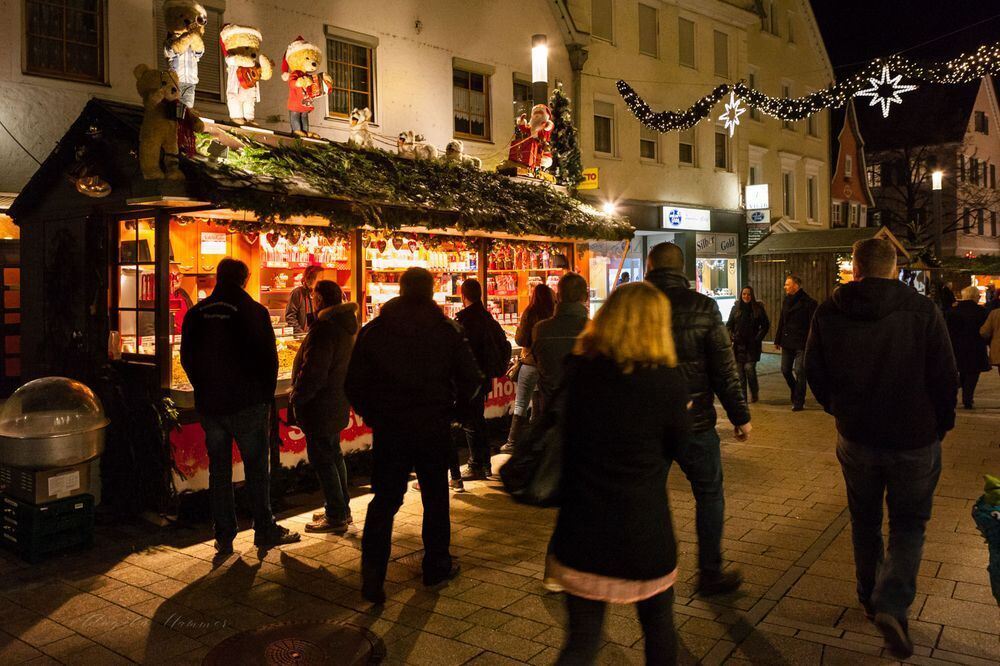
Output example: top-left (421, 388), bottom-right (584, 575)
top-left (781, 348), bottom-right (807, 407)
top-left (303, 430), bottom-right (350, 522)
top-left (201, 403), bottom-right (277, 542)
top-left (738, 361), bottom-right (759, 400)
top-left (837, 437), bottom-right (942, 620)
top-left (289, 111), bottom-right (310, 134)
top-left (513, 364), bottom-right (539, 417)
top-left (670, 428), bottom-right (725, 573)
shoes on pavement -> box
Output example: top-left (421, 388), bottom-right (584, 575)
top-left (214, 539), bottom-right (234, 556)
top-left (361, 581), bottom-right (386, 605)
top-left (424, 563), bottom-right (461, 588)
top-left (874, 613), bottom-right (914, 659)
top-left (460, 465), bottom-right (489, 481)
top-left (450, 478), bottom-right (466, 492)
top-left (312, 510), bottom-right (353, 524)
top-left (696, 569), bottom-right (743, 596)
top-left (860, 598), bottom-right (875, 620)
top-left (750, 394), bottom-right (759, 403)
top-left (305, 516), bottom-right (350, 534)
top-left (254, 526), bottom-right (301, 548)
top-left (792, 404), bottom-right (804, 412)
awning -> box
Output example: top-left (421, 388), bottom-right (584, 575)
top-left (746, 227), bottom-right (909, 259)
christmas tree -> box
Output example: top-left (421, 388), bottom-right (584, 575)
top-left (548, 85), bottom-right (583, 188)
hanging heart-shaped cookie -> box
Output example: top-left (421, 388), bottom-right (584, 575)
top-left (243, 232), bottom-right (259, 245)
top-left (392, 236), bottom-right (404, 251)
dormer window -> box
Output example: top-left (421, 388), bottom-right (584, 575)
top-left (845, 155), bottom-right (853, 179)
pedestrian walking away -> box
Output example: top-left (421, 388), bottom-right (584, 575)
top-left (180, 258), bottom-right (300, 554)
top-left (774, 274), bottom-right (818, 411)
top-left (345, 267), bottom-right (483, 605)
top-left (548, 282), bottom-right (690, 665)
top-left (289, 280), bottom-right (359, 533)
top-left (502, 283), bottom-right (555, 453)
top-left (726, 286), bottom-right (770, 403)
top-left (981, 301), bottom-right (1000, 377)
top-left (944, 285), bottom-right (988, 409)
top-left (532, 272), bottom-right (590, 415)
top-left (805, 239), bottom-right (958, 659)
top-left (645, 242), bottom-right (750, 596)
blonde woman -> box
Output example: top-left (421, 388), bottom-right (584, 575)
top-left (549, 282), bottom-right (690, 665)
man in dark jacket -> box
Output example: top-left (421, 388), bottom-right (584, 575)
top-left (290, 280), bottom-right (359, 533)
top-left (455, 279), bottom-right (509, 480)
top-left (646, 243), bottom-right (750, 596)
top-left (531, 272), bottom-right (590, 413)
top-left (180, 258), bottom-right (300, 553)
top-left (806, 239), bottom-right (957, 659)
top-left (345, 268), bottom-right (483, 604)
top-left (945, 285), bottom-right (989, 409)
top-left (774, 275), bottom-right (818, 411)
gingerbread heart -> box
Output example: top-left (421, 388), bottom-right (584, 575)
top-left (392, 236), bottom-right (404, 251)
top-left (243, 232), bottom-right (259, 245)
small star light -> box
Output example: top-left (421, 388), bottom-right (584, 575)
top-left (719, 92), bottom-right (746, 137)
top-left (855, 64), bottom-right (918, 118)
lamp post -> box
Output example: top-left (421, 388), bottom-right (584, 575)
top-left (531, 34), bottom-right (548, 105)
top-left (931, 169), bottom-right (943, 259)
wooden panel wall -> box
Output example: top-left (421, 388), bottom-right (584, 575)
top-left (747, 252), bottom-right (837, 341)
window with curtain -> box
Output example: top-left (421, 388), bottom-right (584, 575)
top-left (640, 126), bottom-right (658, 160)
top-left (592, 0), bottom-right (613, 41)
top-left (453, 68), bottom-right (491, 140)
top-left (154, 2), bottom-right (223, 101)
top-left (679, 127), bottom-right (695, 165)
top-left (678, 18), bottom-right (695, 68)
top-left (713, 31), bottom-right (728, 78)
top-left (593, 101), bottom-right (615, 154)
top-left (25, 0), bottom-right (106, 83)
top-left (513, 78), bottom-right (532, 123)
top-left (326, 37), bottom-right (374, 119)
top-left (638, 4), bottom-right (658, 57)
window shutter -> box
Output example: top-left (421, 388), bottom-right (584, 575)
top-left (154, 3), bottom-right (223, 102)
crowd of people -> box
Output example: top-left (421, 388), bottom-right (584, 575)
top-left (178, 237), bottom-right (994, 663)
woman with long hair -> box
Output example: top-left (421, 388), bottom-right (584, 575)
top-left (549, 282), bottom-right (690, 665)
top-left (726, 286), bottom-right (770, 402)
top-left (501, 283), bottom-right (556, 452)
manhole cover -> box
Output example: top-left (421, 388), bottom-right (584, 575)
top-left (203, 621), bottom-right (384, 665)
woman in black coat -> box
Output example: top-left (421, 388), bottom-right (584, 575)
top-left (945, 285), bottom-right (988, 409)
top-left (548, 282), bottom-right (690, 665)
top-left (726, 286), bottom-right (770, 402)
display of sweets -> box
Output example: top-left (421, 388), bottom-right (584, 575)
top-left (367, 241), bottom-right (476, 272)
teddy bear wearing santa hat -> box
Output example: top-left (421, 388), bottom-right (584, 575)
top-left (281, 36), bottom-right (333, 138)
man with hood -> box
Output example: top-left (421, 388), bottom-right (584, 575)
top-left (290, 280), bottom-right (359, 534)
top-left (806, 239), bottom-right (957, 659)
top-left (345, 267), bottom-right (483, 604)
top-left (774, 274), bottom-right (818, 411)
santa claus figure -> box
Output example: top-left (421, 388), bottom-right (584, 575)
top-left (507, 104), bottom-right (553, 171)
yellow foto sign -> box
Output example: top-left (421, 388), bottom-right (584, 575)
top-left (578, 168), bottom-right (599, 190)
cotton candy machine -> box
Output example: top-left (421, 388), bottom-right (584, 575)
top-left (0, 377), bottom-right (109, 469)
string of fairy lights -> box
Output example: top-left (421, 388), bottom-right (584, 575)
top-left (618, 40), bottom-right (1000, 134)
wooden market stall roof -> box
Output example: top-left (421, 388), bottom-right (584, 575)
top-left (10, 99), bottom-right (632, 242)
top-left (745, 226), bottom-right (910, 259)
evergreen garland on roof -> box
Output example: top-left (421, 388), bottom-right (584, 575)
top-left (548, 85), bottom-right (584, 188)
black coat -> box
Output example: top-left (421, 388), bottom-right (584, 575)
top-left (646, 269), bottom-right (750, 432)
top-left (180, 284), bottom-right (278, 416)
top-left (456, 301), bottom-right (505, 388)
top-left (531, 302), bottom-right (589, 408)
top-left (775, 289), bottom-right (818, 351)
top-left (552, 355), bottom-right (690, 581)
top-left (344, 296), bottom-right (483, 434)
top-left (805, 278), bottom-right (958, 449)
top-left (945, 300), bottom-right (989, 374)
top-left (726, 301), bottom-right (770, 363)
top-left (290, 302), bottom-right (359, 436)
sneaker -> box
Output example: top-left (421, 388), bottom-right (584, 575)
top-left (696, 569), bottom-right (743, 596)
top-left (460, 465), bottom-right (489, 481)
top-left (874, 613), bottom-right (914, 659)
top-left (450, 478), bottom-right (466, 492)
top-left (312, 510), bottom-right (354, 523)
top-left (499, 442), bottom-right (516, 454)
top-left (253, 526), bottom-right (301, 548)
top-left (424, 563), bottom-right (461, 588)
top-left (305, 517), bottom-right (350, 534)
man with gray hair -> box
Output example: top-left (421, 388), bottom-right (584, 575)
top-left (805, 238), bottom-right (957, 658)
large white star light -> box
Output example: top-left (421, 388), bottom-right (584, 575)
top-left (855, 64), bottom-right (918, 118)
top-left (718, 92), bottom-right (746, 137)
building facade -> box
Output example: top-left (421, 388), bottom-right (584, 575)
top-left (830, 100), bottom-right (874, 229)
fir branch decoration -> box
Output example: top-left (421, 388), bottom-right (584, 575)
top-left (548, 86), bottom-right (584, 188)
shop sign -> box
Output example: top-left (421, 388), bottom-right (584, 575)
top-left (746, 209), bottom-right (770, 225)
top-left (662, 206), bottom-right (711, 231)
top-left (200, 232), bottom-right (227, 255)
top-left (747, 224), bottom-right (770, 247)
top-left (696, 232), bottom-right (738, 258)
top-left (578, 168), bottom-right (599, 190)
top-left (745, 184), bottom-right (770, 210)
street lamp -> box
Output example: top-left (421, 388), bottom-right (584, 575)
top-left (931, 169), bottom-right (943, 259)
top-left (531, 34), bottom-right (548, 105)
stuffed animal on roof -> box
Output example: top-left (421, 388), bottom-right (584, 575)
top-left (162, 0), bottom-right (207, 108)
top-left (281, 37), bottom-right (333, 138)
top-left (347, 107), bottom-right (374, 149)
top-left (220, 24), bottom-right (274, 126)
top-left (134, 64), bottom-right (204, 180)
top-left (445, 140), bottom-right (482, 169)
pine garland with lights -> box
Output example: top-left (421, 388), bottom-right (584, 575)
top-left (547, 85), bottom-right (584, 188)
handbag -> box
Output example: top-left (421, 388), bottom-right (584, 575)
top-left (506, 357), bottom-right (523, 381)
top-left (499, 388), bottom-right (565, 507)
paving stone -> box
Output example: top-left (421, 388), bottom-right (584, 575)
top-left (788, 574), bottom-right (862, 608)
top-left (951, 582), bottom-right (996, 605)
top-left (937, 626), bottom-right (1000, 661)
top-left (919, 596), bottom-right (1000, 634)
top-left (820, 645), bottom-right (898, 665)
top-left (731, 628), bottom-right (825, 664)
top-left (37, 634), bottom-right (97, 661)
top-left (455, 625), bottom-right (545, 661)
top-left (0, 637), bottom-right (43, 663)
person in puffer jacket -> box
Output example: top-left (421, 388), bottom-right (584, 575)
top-left (645, 242), bottom-right (750, 597)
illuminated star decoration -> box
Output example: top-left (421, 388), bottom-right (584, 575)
top-left (718, 92), bottom-right (746, 137)
top-left (855, 64), bottom-right (918, 118)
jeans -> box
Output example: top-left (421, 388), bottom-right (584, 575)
top-left (781, 348), bottom-right (807, 407)
top-left (201, 403), bottom-right (277, 542)
top-left (303, 430), bottom-right (350, 522)
top-left (513, 364), bottom-right (539, 418)
top-left (670, 429), bottom-right (724, 573)
top-left (959, 371), bottom-right (980, 407)
top-left (557, 589), bottom-right (677, 665)
top-left (737, 361), bottom-right (759, 400)
top-left (361, 426), bottom-right (453, 588)
top-left (289, 111), bottom-right (310, 134)
top-left (462, 392), bottom-right (490, 469)
top-left (837, 436), bottom-right (942, 620)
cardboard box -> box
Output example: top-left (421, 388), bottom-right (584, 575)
top-left (0, 462), bottom-right (92, 505)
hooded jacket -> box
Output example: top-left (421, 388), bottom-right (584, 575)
top-left (290, 302), bottom-right (359, 436)
top-left (805, 278), bottom-right (958, 449)
top-left (646, 269), bottom-right (749, 432)
top-left (774, 289), bottom-right (818, 351)
top-left (344, 296), bottom-right (483, 434)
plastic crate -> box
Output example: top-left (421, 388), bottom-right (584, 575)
top-left (1, 494), bottom-right (94, 563)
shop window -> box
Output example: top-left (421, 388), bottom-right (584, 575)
top-left (679, 127), bottom-right (695, 165)
top-left (513, 77), bottom-right (532, 122)
top-left (807, 176), bottom-right (817, 221)
top-left (638, 4), bottom-right (658, 57)
top-left (115, 219), bottom-right (157, 356)
top-left (640, 126), bottom-right (658, 161)
top-left (453, 67), bottom-right (491, 141)
top-left (975, 111), bottom-right (989, 134)
top-left (678, 18), bottom-right (695, 68)
top-left (592, 0), bottom-right (613, 42)
top-left (154, 2), bottom-right (223, 102)
top-left (24, 0), bottom-right (106, 83)
top-left (714, 128), bottom-right (728, 170)
top-left (593, 100), bottom-right (615, 155)
top-left (713, 30), bottom-right (728, 78)
top-left (695, 256), bottom-right (737, 321)
top-left (782, 170), bottom-right (794, 217)
top-left (748, 70), bottom-right (761, 120)
top-left (326, 36), bottom-right (374, 119)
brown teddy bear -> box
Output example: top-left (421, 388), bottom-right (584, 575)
top-left (134, 64), bottom-right (204, 180)
top-left (281, 37), bottom-right (333, 138)
top-left (163, 0), bottom-right (207, 108)
top-left (220, 24), bottom-right (274, 126)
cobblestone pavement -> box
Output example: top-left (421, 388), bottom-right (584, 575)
top-left (0, 354), bottom-right (997, 665)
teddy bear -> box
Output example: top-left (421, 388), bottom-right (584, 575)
top-left (347, 107), bottom-right (374, 149)
top-left (134, 64), bottom-right (204, 180)
top-left (220, 23), bottom-right (274, 125)
top-left (162, 0), bottom-right (207, 108)
top-left (444, 140), bottom-right (482, 169)
top-left (281, 37), bottom-right (333, 138)
top-left (396, 131), bottom-right (438, 160)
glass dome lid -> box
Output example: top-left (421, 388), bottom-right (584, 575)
top-left (0, 377), bottom-right (109, 440)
